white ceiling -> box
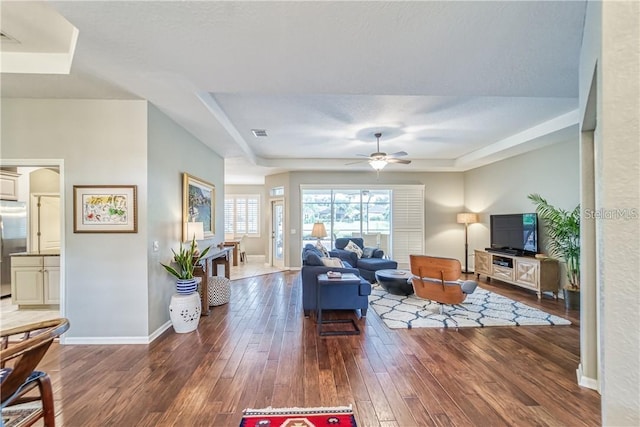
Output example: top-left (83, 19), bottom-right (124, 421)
top-left (0, 1), bottom-right (587, 184)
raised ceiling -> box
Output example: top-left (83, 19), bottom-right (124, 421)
top-left (1, 1), bottom-right (587, 184)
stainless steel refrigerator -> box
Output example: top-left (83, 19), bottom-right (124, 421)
top-left (1, 200), bottom-right (27, 297)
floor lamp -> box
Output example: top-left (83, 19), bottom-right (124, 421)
top-left (457, 213), bottom-right (478, 274)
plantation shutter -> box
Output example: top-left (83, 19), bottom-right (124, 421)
top-left (246, 196), bottom-right (259, 234)
top-left (236, 198), bottom-right (247, 234)
top-left (391, 187), bottom-right (425, 269)
top-left (225, 195), bottom-right (261, 236)
top-left (224, 198), bottom-right (234, 233)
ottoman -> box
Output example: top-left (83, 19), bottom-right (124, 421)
top-left (208, 276), bottom-right (231, 306)
top-left (375, 269), bottom-right (414, 296)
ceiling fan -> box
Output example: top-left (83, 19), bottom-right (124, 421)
top-left (350, 132), bottom-right (411, 171)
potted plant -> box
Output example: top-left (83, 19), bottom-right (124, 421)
top-left (161, 236), bottom-right (211, 295)
top-left (528, 193), bottom-right (580, 309)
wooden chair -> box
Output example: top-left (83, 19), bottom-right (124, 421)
top-left (1, 318), bottom-right (70, 427)
top-left (409, 255), bottom-right (477, 315)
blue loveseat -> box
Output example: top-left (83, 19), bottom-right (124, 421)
top-left (301, 244), bottom-right (371, 318)
top-left (329, 237), bottom-right (398, 283)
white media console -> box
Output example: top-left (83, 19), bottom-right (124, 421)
top-left (474, 249), bottom-right (560, 299)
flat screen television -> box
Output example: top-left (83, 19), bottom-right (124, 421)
top-left (489, 213), bottom-right (538, 256)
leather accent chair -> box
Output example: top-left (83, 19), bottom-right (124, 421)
top-left (409, 255), bottom-right (477, 314)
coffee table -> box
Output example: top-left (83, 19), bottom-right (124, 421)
top-left (375, 269), bottom-right (414, 296)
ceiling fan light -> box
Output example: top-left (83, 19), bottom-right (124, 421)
top-left (369, 159), bottom-right (387, 171)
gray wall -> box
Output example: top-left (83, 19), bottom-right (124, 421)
top-left (147, 104), bottom-right (224, 335)
top-left (464, 138), bottom-right (580, 279)
top-left (2, 99), bottom-right (150, 339)
top-left (1, 99), bottom-right (225, 342)
top-left (265, 171), bottom-right (465, 269)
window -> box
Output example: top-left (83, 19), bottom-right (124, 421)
top-left (225, 195), bottom-right (260, 236)
top-left (302, 188), bottom-right (392, 248)
top-left (301, 185), bottom-right (423, 268)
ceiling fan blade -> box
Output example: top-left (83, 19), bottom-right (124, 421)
top-left (387, 151), bottom-right (408, 158)
top-left (356, 153), bottom-right (372, 158)
top-left (386, 158), bottom-right (412, 164)
top-left (345, 160), bottom-right (367, 165)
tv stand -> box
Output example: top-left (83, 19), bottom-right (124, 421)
top-left (474, 249), bottom-right (559, 299)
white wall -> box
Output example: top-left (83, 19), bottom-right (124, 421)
top-left (2, 99), bottom-right (149, 340)
top-left (147, 104), bottom-right (224, 335)
top-left (463, 139), bottom-right (580, 278)
top-left (224, 184), bottom-right (268, 257)
top-left (272, 171), bottom-right (464, 268)
top-left (582, 1), bottom-right (640, 424)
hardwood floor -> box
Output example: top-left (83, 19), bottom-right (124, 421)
top-left (37, 271), bottom-right (600, 426)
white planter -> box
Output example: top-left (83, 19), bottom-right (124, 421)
top-left (169, 292), bottom-right (201, 333)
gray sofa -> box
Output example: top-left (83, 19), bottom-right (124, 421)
top-left (329, 237), bottom-right (398, 283)
top-left (301, 244), bottom-right (371, 318)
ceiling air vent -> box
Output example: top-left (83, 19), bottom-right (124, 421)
top-left (251, 129), bottom-right (268, 137)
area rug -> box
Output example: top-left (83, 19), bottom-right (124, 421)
top-left (369, 285), bottom-right (571, 329)
top-left (240, 405), bottom-right (356, 427)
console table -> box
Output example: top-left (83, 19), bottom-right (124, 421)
top-left (474, 249), bottom-right (559, 299)
top-left (193, 247), bottom-right (232, 316)
top-left (223, 239), bottom-right (241, 266)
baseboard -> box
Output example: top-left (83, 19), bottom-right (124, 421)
top-left (576, 363), bottom-right (600, 392)
top-left (149, 320), bottom-right (173, 342)
top-left (63, 320), bottom-right (173, 345)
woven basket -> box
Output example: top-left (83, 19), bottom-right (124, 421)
top-left (208, 276), bottom-right (231, 306)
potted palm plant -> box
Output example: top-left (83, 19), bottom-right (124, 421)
top-left (161, 236), bottom-right (211, 294)
top-left (528, 193), bottom-right (580, 309)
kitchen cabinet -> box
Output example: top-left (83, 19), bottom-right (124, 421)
top-left (0, 171), bottom-right (19, 201)
top-left (11, 255), bottom-right (60, 307)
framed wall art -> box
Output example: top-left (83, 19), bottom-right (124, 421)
top-left (183, 173), bottom-right (215, 240)
top-left (73, 185), bottom-right (138, 233)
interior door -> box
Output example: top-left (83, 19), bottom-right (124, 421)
top-left (271, 200), bottom-right (284, 268)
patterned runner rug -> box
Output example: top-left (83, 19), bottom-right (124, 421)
top-left (240, 405), bottom-right (356, 427)
top-left (369, 285), bottom-right (571, 329)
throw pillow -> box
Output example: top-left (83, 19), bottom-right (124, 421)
top-left (362, 247), bottom-right (375, 258)
top-left (321, 257), bottom-right (344, 268)
top-left (316, 241), bottom-right (330, 257)
top-left (344, 240), bottom-right (363, 259)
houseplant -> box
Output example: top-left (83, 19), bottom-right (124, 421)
top-left (161, 236), bottom-right (211, 294)
top-left (528, 193), bottom-right (580, 309)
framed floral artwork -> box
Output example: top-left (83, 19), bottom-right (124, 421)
top-left (73, 185), bottom-right (138, 233)
top-left (183, 173), bottom-right (215, 240)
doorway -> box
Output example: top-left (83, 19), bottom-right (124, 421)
top-left (271, 199), bottom-right (284, 268)
top-left (0, 161), bottom-right (64, 330)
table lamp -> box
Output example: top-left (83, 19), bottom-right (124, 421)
top-left (311, 222), bottom-right (328, 250)
top-left (185, 221), bottom-right (205, 255)
top-left (457, 212), bottom-right (478, 274)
